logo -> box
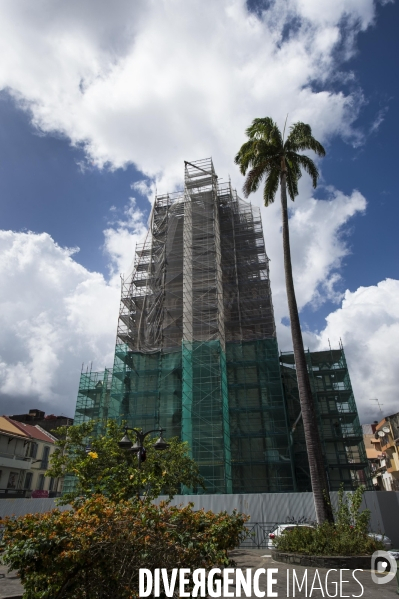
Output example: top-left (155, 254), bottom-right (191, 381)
top-left (371, 550), bottom-right (397, 584)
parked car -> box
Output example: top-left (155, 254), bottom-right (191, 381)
top-left (267, 523), bottom-right (314, 549)
top-left (267, 523), bottom-right (392, 550)
top-left (368, 533), bottom-right (392, 550)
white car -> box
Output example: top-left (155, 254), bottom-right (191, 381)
top-left (267, 523), bottom-right (392, 550)
top-left (368, 533), bottom-right (392, 550)
top-left (267, 524), bottom-right (314, 549)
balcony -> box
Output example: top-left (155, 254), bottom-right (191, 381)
top-left (0, 452), bottom-right (32, 470)
top-left (0, 488), bottom-right (29, 498)
top-left (380, 436), bottom-right (394, 450)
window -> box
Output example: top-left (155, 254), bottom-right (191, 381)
top-left (41, 446), bottom-right (50, 470)
top-left (7, 472), bottom-right (18, 489)
top-left (37, 474), bottom-right (45, 491)
top-left (29, 442), bottom-right (38, 459)
top-left (24, 472), bottom-right (33, 490)
top-left (49, 478), bottom-right (55, 492)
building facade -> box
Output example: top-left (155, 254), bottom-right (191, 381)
top-left (73, 159), bottom-right (370, 495)
top-left (363, 415), bottom-right (399, 491)
top-left (0, 416), bottom-right (62, 498)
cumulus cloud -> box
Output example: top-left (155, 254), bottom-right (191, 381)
top-left (0, 0), bottom-right (380, 304)
top-left (258, 182), bottom-right (367, 340)
top-left (0, 0), bottom-right (377, 193)
top-left (0, 231), bottom-right (120, 415)
top-left (103, 197), bottom-right (148, 278)
top-left (310, 279), bottom-right (399, 423)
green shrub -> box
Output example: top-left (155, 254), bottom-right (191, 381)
top-left (274, 486), bottom-right (386, 556)
top-left (1, 495), bottom-right (249, 599)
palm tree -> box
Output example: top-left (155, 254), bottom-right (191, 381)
top-left (235, 117), bottom-right (333, 523)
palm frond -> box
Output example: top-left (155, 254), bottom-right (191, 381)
top-left (285, 122), bottom-right (326, 157)
top-left (252, 139), bottom-right (281, 159)
top-left (245, 117), bottom-right (274, 138)
top-left (295, 154), bottom-right (320, 188)
top-left (234, 140), bottom-right (257, 175)
top-left (286, 168), bottom-right (299, 201)
top-left (263, 167), bottom-right (279, 207)
top-left (245, 117), bottom-right (283, 148)
top-left (235, 117), bottom-right (324, 205)
top-left (286, 154), bottom-right (302, 182)
top-left (285, 154), bottom-right (301, 201)
top-left (235, 138), bottom-right (281, 176)
top-left (242, 163), bottom-right (268, 198)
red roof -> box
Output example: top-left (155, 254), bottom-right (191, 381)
top-left (3, 416), bottom-right (55, 443)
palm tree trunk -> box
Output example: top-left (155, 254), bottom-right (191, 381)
top-left (280, 169), bottom-right (333, 523)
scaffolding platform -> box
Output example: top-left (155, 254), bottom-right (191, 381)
top-left (280, 344), bottom-right (372, 491)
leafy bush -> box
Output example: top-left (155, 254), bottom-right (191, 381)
top-left (1, 495), bottom-right (249, 599)
top-left (274, 486), bottom-right (386, 556)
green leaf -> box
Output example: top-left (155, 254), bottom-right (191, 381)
top-left (235, 116), bottom-right (325, 204)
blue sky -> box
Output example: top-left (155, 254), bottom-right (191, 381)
top-left (0, 0), bottom-right (397, 422)
top-left (0, 93), bottom-right (142, 274)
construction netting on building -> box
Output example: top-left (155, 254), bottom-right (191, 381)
top-left (280, 344), bottom-right (372, 491)
top-left (74, 369), bottom-right (113, 435)
top-left (64, 368), bottom-right (114, 495)
top-left (73, 158), bottom-right (293, 494)
top-left (112, 345), bottom-right (182, 439)
top-left (227, 339), bottom-right (294, 493)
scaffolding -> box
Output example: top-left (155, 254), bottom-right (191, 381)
top-left (74, 368), bottom-right (113, 435)
top-left (280, 344), bottom-right (372, 491)
top-left (228, 339), bottom-right (295, 493)
top-left (63, 368), bottom-right (113, 495)
top-left (72, 161), bottom-right (371, 495)
top-left (74, 158), bottom-right (294, 494)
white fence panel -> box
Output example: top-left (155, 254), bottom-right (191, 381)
top-left (1, 492), bottom-right (398, 547)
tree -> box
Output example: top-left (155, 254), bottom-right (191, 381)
top-left (235, 117), bottom-right (333, 523)
top-left (47, 421), bottom-right (204, 504)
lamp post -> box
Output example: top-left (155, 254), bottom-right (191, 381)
top-left (118, 427), bottom-right (169, 468)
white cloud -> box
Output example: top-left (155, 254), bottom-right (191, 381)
top-left (0, 0), bottom-right (380, 305)
top-left (369, 106), bottom-right (389, 135)
top-left (131, 180), bottom-right (155, 201)
top-left (103, 197), bottom-right (148, 278)
top-left (0, 231), bottom-right (120, 414)
top-left (0, 193), bottom-right (148, 415)
top-left (310, 279), bottom-right (399, 423)
top-left (294, 0), bottom-right (375, 30)
top-left (259, 183), bottom-right (367, 339)
top-left (0, 0), bottom-right (378, 193)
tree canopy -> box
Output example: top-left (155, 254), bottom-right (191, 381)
top-left (234, 117), bottom-right (325, 205)
top-left (47, 421), bottom-right (204, 504)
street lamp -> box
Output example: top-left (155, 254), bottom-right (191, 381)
top-left (118, 427), bottom-right (169, 468)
